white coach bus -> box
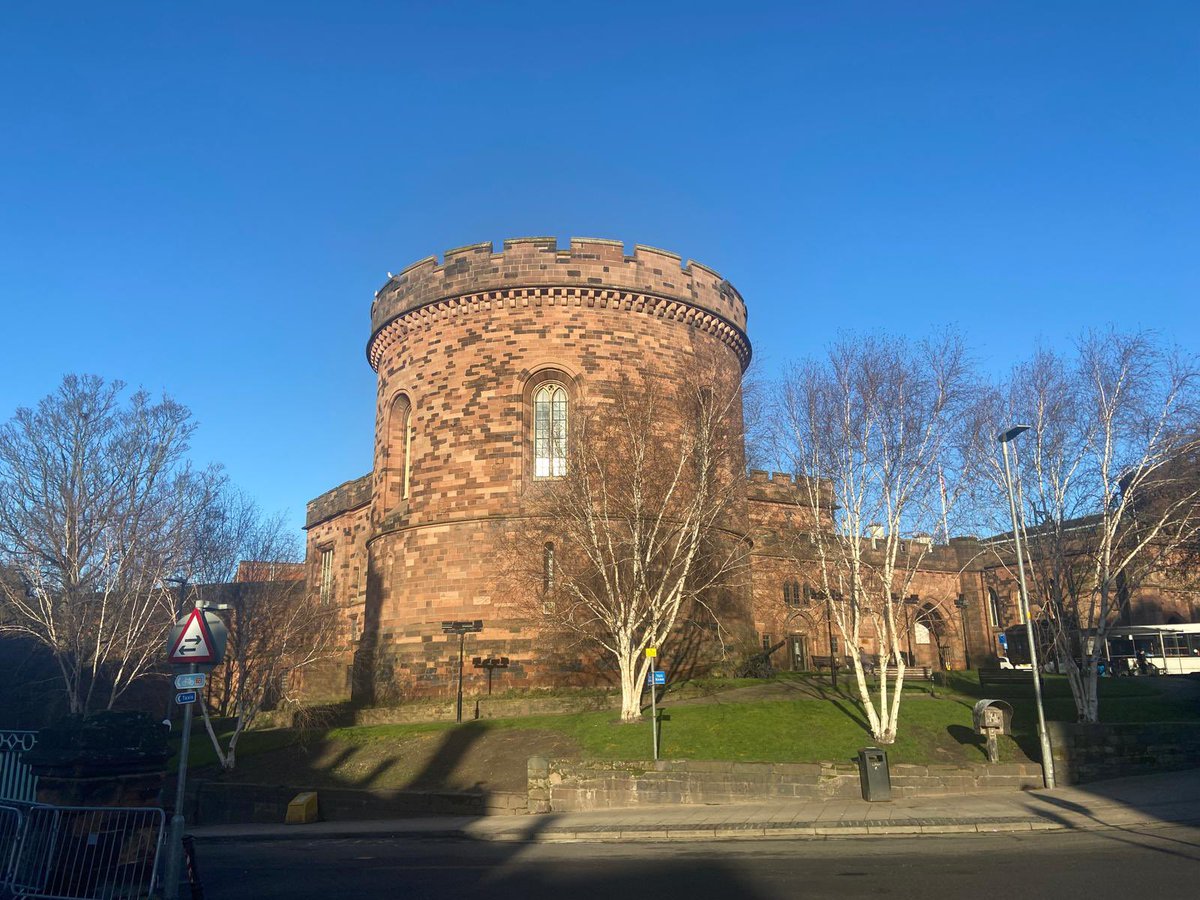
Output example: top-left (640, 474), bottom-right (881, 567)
top-left (1104, 624), bottom-right (1200, 676)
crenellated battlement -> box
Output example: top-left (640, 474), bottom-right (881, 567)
top-left (370, 237), bottom-right (748, 340)
top-left (305, 473), bottom-right (372, 529)
top-left (745, 470), bottom-right (834, 506)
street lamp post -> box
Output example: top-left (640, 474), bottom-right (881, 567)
top-left (825, 591), bottom-right (838, 688)
top-left (998, 425), bottom-right (1056, 789)
top-left (442, 620), bottom-right (483, 723)
top-left (902, 595), bottom-right (919, 667)
top-left (955, 596), bottom-right (972, 671)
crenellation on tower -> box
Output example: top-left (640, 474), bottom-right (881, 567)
top-left (370, 238), bottom-right (749, 355)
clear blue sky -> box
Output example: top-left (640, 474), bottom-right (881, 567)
top-left (1, 2), bottom-right (1197, 534)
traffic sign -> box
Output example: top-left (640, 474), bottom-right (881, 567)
top-left (174, 673), bottom-right (207, 690)
top-left (645, 647), bottom-right (657, 658)
top-left (166, 608), bottom-right (227, 667)
top-left (646, 670), bottom-right (666, 686)
top-left (175, 691), bottom-right (198, 705)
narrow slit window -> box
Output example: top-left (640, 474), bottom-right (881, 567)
top-left (320, 549), bottom-right (334, 604)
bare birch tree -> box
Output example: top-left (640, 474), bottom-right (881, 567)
top-left (192, 492), bottom-right (338, 770)
top-left (775, 332), bottom-right (974, 744)
top-left (0, 375), bottom-right (223, 714)
top-left (980, 331), bottom-right (1200, 723)
top-left (509, 368), bottom-right (750, 722)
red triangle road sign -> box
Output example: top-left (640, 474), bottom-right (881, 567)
top-left (167, 608), bottom-right (218, 664)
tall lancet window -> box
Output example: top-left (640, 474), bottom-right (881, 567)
top-left (533, 384), bottom-right (568, 477)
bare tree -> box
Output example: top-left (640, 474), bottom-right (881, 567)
top-left (0, 375), bottom-right (223, 714)
top-left (194, 492), bottom-right (338, 770)
top-left (507, 367), bottom-right (750, 722)
top-left (775, 332), bottom-right (974, 744)
top-left (982, 331), bottom-right (1200, 722)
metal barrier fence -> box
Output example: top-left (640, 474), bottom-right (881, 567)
top-left (0, 803), bottom-right (164, 900)
top-left (0, 732), bottom-right (39, 803)
top-left (1, 802), bottom-right (27, 892)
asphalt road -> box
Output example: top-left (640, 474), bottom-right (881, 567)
top-left (197, 825), bottom-right (1200, 899)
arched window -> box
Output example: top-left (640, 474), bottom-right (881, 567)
top-left (533, 383), bottom-right (568, 477)
top-left (383, 393), bottom-right (413, 514)
top-left (783, 580), bottom-right (803, 607)
top-left (987, 588), bottom-right (1002, 628)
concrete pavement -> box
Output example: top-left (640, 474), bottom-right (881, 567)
top-left (188, 767), bottom-right (1200, 844)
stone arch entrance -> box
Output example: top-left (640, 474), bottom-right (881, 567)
top-left (784, 609), bottom-right (821, 672)
top-left (914, 603), bottom-right (949, 670)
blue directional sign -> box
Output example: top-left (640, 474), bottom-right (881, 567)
top-left (174, 673), bottom-right (206, 690)
top-left (175, 690), bottom-right (198, 705)
top-left (646, 670), bottom-right (666, 686)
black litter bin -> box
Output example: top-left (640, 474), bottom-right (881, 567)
top-left (857, 747), bottom-right (891, 801)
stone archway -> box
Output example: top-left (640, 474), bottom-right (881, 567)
top-left (784, 609), bottom-right (820, 672)
top-left (914, 604), bottom-right (949, 670)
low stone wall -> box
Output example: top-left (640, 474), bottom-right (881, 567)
top-left (527, 757), bottom-right (1043, 813)
top-left (1047, 721), bottom-right (1200, 785)
top-left (192, 781), bottom-right (528, 825)
top-left (353, 694), bottom-right (619, 726)
top-left (254, 693), bottom-right (620, 730)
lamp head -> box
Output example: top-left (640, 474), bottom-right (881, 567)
top-left (997, 425), bottom-right (1031, 443)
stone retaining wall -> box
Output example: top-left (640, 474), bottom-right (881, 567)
top-left (1046, 721), bottom-right (1200, 784)
top-left (526, 757), bottom-right (1044, 813)
top-left (192, 781), bottom-right (528, 825)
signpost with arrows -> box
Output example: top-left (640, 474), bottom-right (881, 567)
top-left (162, 585), bottom-right (226, 900)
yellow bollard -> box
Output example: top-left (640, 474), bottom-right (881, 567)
top-left (285, 792), bottom-right (319, 824)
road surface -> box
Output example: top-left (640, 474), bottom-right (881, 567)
top-left (198, 824), bottom-right (1200, 899)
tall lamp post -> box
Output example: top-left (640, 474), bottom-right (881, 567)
top-left (902, 595), bottom-right (919, 667)
top-left (998, 425), bottom-right (1056, 789)
top-left (954, 596), bottom-right (972, 671)
top-left (442, 620), bottom-right (483, 723)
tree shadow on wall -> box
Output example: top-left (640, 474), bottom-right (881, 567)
top-left (351, 565), bottom-right (385, 707)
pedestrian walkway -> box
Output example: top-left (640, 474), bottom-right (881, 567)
top-left (189, 767), bottom-right (1200, 844)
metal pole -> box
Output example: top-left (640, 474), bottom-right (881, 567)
top-left (1001, 439), bottom-right (1056, 788)
top-left (904, 603), bottom-right (914, 667)
top-left (456, 632), bottom-right (465, 724)
top-left (958, 602), bottom-right (972, 670)
top-left (826, 595), bottom-right (837, 688)
top-left (163, 587), bottom-right (196, 900)
top-left (650, 657), bottom-right (658, 761)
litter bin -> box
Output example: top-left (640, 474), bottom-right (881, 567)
top-left (857, 747), bottom-right (891, 801)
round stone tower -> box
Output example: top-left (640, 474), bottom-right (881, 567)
top-left (309, 237), bottom-right (753, 702)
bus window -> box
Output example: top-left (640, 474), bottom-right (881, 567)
top-left (1189, 634), bottom-right (1200, 657)
top-left (1107, 635), bottom-right (1135, 658)
top-left (1163, 633), bottom-right (1187, 657)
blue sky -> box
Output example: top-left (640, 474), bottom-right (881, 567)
top-left (1, 2), bottom-right (1196, 534)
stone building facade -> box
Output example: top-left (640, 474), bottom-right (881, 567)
top-left (305, 238), bottom-right (753, 701)
top-left (306, 237), bottom-right (1198, 702)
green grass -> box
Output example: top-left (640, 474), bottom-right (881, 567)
top-left (171, 724), bottom-right (299, 769)
top-left (315, 694), bottom-right (1013, 767)
top-left (181, 673), bottom-right (1198, 779)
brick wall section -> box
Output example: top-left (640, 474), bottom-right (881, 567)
top-left (1046, 721), bottom-right (1200, 784)
top-left (527, 758), bottom-right (1044, 812)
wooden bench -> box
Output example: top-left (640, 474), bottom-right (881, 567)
top-left (809, 658), bottom-right (933, 681)
top-left (978, 669), bottom-right (1035, 689)
top-left (881, 665), bottom-right (933, 682)
top-left (809, 655), bottom-right (852, 673)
